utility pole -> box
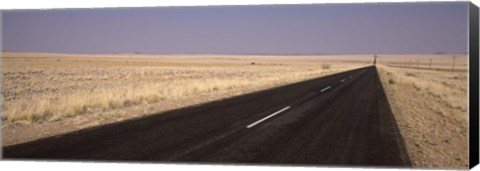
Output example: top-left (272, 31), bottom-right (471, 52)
top-left (452, 56), bottom-right (457, 71)
top-left (429, 58), bottom-right (432, 69)
top-left (373, 54), bottom-right (377, 65)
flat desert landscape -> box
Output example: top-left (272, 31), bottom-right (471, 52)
top-left (2, 52), bottom-right (369, 145)
top-left (1, 52), bottom-right (468, 168)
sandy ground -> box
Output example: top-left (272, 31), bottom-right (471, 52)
top-left (377, 63), bottom-right (468, 169)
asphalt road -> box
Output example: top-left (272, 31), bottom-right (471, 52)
top-left (3, 66), bottom-right (411, 167)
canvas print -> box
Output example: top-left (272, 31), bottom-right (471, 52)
top-left (0, 2), bottom-right (474, 169)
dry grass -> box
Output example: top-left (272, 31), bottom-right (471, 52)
top-left (2, 52), bottom-right (367, 126)
top-left (377, 64), bottom-right (468, 168)
top-left (378, 54), bottom-right (468, 71)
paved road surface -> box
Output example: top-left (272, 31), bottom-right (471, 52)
top-left (3, 66), bottom-right (411, 167)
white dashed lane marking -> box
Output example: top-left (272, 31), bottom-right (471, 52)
top-left (246, 106), bottom-right (291, 128)
top-left (321, 86), bottom-right (332, 92)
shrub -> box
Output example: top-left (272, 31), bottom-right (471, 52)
top-left (322, 64), bottom-right (331, 70)
top-left (405, 72), bottom-right (416, 77)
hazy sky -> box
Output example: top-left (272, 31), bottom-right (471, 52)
top-left (2, 2), bottom-right (469, 54)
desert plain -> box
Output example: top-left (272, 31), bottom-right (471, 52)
top-left (1, 52), bottom-right (468, 168)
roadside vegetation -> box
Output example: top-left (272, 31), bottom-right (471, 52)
top-left (377, 64), bottom-right (468, 168)
top-left (2, 53), bottom-right (362, 126)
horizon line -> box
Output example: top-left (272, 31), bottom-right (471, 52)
top-left (1, 50), bottom-right (469, 56)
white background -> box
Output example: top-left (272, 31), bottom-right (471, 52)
top-left (0, 0), bottom-right (478, 171)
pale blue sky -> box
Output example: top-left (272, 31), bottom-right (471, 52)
top-left (2, 2), bottom-right (469, 54)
